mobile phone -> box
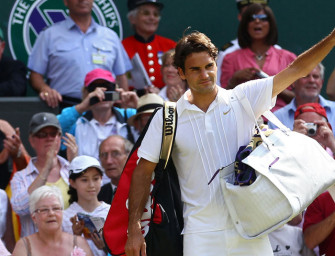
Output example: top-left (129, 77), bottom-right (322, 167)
top-left (89, 91), bottom-right (121, 105)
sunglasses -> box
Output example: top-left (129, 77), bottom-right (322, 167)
top-left (34, 131), bottom-right (60, 139)
top-left (87, 82), bottom-right (116, 92)
top-left (138, 9), bottom-right (161, 18)
top-left (250, 14), bottom-right (269, 22)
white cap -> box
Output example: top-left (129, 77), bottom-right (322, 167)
top-left (69, 155), bottom-right (103, 176)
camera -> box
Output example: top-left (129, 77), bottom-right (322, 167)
top-left (89, 91), bottom-right (121, 106)
top-left (305, 123), bottom-right (317, 136)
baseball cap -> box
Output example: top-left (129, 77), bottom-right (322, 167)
top-left (294, 103), bottom-right (328, 121)
top-left (236, 0), bottom-right (269, 11)
top-left (84, 69), bottom-right (115, 87)
top-left (128, 93), bottom-right (164, 126)
top-left (69, 155), bottom-right (104, 177)
top-left (29, 112), bottom-right (61, 135)
top-left (127, 0), bottom-right (164, 12)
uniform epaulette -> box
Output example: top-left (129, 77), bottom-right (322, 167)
top-left (221, 42), bottom-right (234, 51)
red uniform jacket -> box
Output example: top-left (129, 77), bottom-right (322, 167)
top-left (122, 34), bottom-right (176, 89)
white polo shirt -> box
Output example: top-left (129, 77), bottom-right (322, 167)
top-left (138, 77), bottom-right (274, 235)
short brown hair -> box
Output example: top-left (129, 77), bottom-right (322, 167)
top-left (173, 31), bottom-right (218, 72)
top-left (238, 3), bottom-right (278, 48)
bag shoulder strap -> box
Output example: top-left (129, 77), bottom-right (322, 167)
top-left (159, 101), bottom-right (177, 169)
top-left (228, 89), bottom-right (245, 149)
top-left (123, 108), bottom-right (135, 144)
top-left (150, 101), bottom-right (177, 198)
top-left (73, 235), bottom-right (77, 248)
top-left (233, 86), bottom-right (272, 147)
top-left (22, 237), bottom-right (32, 256)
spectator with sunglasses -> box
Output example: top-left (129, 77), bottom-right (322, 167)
top-left (220, 3), bottom-right (296, 112)
top-left (10, 112), bottom-right (72, 237)
top-left (216, 0), bottom-right (277, 86)
top-left (122, 0), bottom-right (176, 90)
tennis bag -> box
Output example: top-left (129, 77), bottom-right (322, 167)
top-left (103, 101), bottom-right (183, 256)
top-left (220, 87), bottom-right (335, 239)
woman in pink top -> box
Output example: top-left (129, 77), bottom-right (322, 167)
top-left (220, 3), bottom-right (296, 112)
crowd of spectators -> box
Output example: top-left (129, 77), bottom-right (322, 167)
top-left (0, 0), bottom-right (335, 255)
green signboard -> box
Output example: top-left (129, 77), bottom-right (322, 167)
top-left (7, 0), bottom-right (123, 64)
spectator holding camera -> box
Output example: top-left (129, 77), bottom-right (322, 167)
top-left (57, 69), bottom-right (138, 163)
top-left (293, 103), bottom-right (335, 153)
top-left (295, 104), bottom-right (335, 255)
top-left (269, 63), bottom-right (335, 136)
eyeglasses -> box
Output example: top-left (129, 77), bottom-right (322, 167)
top-left (250, 14), bottom-right (268, 22)
top-left (99, 151), bottom-right (125, 160)
top-left (34, 131), bottom-right (60, 139)
top-left (138, 9), bottom-right (161, 18)
top-left (34, 206), bottom-right (63, 215)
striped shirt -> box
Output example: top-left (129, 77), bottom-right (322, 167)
top-left (10, 155), bottom-right (69, 237)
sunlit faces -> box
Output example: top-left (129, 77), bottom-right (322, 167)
top-left (247, 10), bottom-right (270, 40)
top-left (130, 4), bottom-right (160, 36)
top-left (32, 195), bottom-right (63, 231)
top-left (161, 55), bottom-right (181, 87)
top-left (69, 167), bottom-right (102, 201)
top-left (294, 66), bottom-right (323, 101)
top-left (178, 51), bottom-right (217, 95)
top-left (99, 137), bottom-right (127, 183)
top-left (63, 0), bottom-right (93, 17)
top-left (29, 126), bottom-right (61, 157)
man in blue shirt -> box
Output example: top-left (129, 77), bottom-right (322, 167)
top-left (269, 63), bottom-right (335, 136)
top-left (28, 0), bottom-right (131, 109)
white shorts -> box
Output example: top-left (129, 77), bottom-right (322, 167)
top-left (184, 229), bottom-right (273, 256)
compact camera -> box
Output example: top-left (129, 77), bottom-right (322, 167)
top-left (89, 91), bottom-right (121, 106)
top-left (305, 122), bottom-right (317, 136)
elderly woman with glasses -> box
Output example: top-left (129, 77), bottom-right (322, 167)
top-left (12, 186), bottom-right (93, 256)
top-left (220, 3), bottom-right (297, 112)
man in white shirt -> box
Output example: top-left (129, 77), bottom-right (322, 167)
top-left (125, 28), bottom-right (335, 255)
